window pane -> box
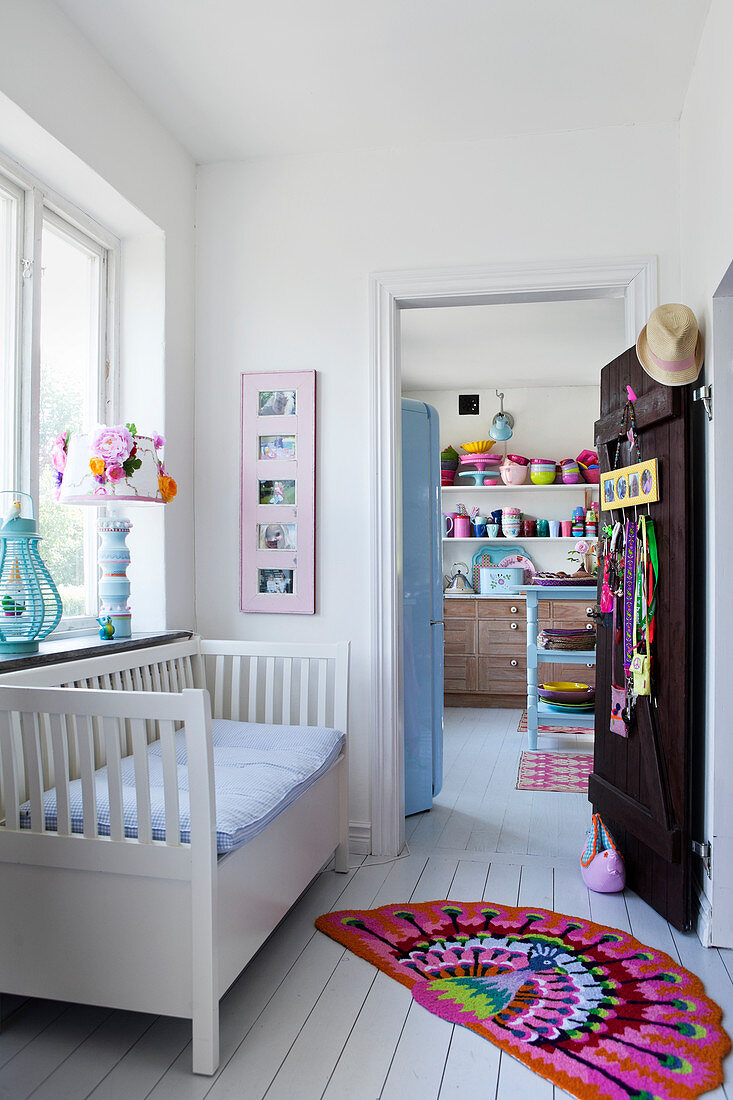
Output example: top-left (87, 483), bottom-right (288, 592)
top-left (38, 219), bottom-right (101, 619)
top-left (0, 182), bottom-right (19, 489)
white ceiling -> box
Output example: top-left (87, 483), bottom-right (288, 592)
top-left (400, 297), bottom-right (627, 390)
top-left (51, 0), bottom-right (710, 162)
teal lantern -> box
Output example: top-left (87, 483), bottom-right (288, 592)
top-left (0, 492), bottom-right (62, 654)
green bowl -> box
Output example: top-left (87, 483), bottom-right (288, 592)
top-left (530, 470), bottom-right (556, 485)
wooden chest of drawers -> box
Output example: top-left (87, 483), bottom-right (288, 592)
top-left (444, 596), bottom-right (595, 707)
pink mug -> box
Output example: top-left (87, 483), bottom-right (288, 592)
top-left (561, 520), bottom-right (572, 537)
top-left (454, 515), bottom-right (472, 538)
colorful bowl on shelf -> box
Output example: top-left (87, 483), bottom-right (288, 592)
top-left (500, 463), bottom-right (528, 485)
top-left (530, 468), bottom-right (556, 485)
top-left (580, 464), bottom-right (600, 484)
top-left (460, 440), bottom-right (495, 454)
top-left (538, 681), bottom-right (596, 705)
top-left (506, 454), bottom-right (529, 466)
top-left (441, 470), bottom-right (456, 485)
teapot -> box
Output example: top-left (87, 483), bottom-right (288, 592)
top-left (445, 562), bottom-right (475, 594)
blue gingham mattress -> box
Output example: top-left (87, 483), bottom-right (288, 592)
top-left (19, 719), bottom-right (345, 854)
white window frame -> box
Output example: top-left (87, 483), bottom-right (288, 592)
top-left (0, 148), bottom-right (120, 637)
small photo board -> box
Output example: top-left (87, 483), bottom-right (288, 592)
top-left (601, 457), bottom-right (659, 511)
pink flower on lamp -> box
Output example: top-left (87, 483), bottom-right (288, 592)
top-left (152, 433), bottom-right (166, 451)
top-left (51, 431), bottom-right (69, 473)
top-left (91, 425), bottom-right (133, 464)
top-left (106, 464), bottom-right (127, 482)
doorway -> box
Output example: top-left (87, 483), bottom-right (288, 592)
top-left (368, 257), bottom-right (657, 857)
top-left (399, 297), bottom-right (628, 857)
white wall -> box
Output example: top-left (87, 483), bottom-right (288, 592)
top-left (196, 122), bottom-right (681, 831)
top-left (680, 0), bottom-right (733, 943)
top-left (403, 386), bottom-right (600, 462)
top-left (0, 0), bottom-right (196, 629)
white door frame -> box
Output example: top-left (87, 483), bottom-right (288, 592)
top-left (368, 256), bottom-right (657, 856)
top-left (705, 266), bottom-right (733, 946)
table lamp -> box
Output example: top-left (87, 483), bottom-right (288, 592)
top-left (55, 424), bottom-right (177, 637)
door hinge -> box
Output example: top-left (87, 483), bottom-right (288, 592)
top-left (692, 385), bottom-right (712, 422)
top-left (20, 257), bottom-right (33, 279)
top-left (692, 839), bottom-right (712, 877)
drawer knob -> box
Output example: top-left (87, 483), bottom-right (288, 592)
top-left (510, 622), bottom-right (518, 630)
top-left (586, 606), bottom-right (593, 614)
top-left (510, 659), bottom-right (518, 667)
top-left (510, 606), bottom-right (518, 614)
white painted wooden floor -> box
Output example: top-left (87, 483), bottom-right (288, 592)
top-left (0, 706), bottom-right (730, 1099)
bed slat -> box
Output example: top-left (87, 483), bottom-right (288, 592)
top-left (0, 710), bottom-right (20, 829)
top-left (103, 718), bottom-right (125, 842)
top-left (248, 656), bottom-right (259, 722)
top-left (281, 658), bottom-right (292, 726)
top-left (21, 712), bottom-right (45, 833)
top-left (152, 662), bottom-right (163, 694)
top-left (299, 659), bottom-right (310, 725)
top-left (130, 719), bottom-right (152, 844)
top-left (265, 657), bottom-right (275, 724)
top-left (159, 720), bottom-right (180, 846)
top-left (317, 659), bottom-right (327, 727)
top-left (230, 655), bottom-right (241, 721)
top-left (214, 656), bottom-right (224, 719)
top-left (77, 714), bottom-right (98, 838)
top-left (49, 713), bottom-right (71, 836)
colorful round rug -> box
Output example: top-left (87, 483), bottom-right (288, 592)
top-left (316, 901), bottom-right (730, 1100)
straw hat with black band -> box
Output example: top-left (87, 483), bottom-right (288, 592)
top-left (636, 303), bottom-right (704, 387)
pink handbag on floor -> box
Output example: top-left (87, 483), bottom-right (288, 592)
top-left (580, 814), bottom-right (626, 893)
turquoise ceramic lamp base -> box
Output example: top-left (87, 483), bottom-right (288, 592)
top-left (98, 514), bottom-right (132, 638)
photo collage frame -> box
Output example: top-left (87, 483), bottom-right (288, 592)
top-left (601, 457), bottom-right (659, 511)
top-left (241, 371), bottom-right (316, 613)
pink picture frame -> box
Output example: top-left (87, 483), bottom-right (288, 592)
top-left (240, 370), bottom-right (316, 613)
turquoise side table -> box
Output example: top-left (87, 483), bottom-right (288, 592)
top-left (523, 585), bottom-right (597, 751)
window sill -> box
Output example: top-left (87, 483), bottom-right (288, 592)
top-left (0, 630), bottom-right (194, 674)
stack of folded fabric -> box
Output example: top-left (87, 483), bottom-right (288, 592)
top-left (538, 627), bottom-right (596, 651)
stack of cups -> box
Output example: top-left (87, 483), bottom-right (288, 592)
top-left (502, 507), bottom-right (521, 538)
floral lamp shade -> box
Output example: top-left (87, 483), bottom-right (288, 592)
top-left (55, 425), bottom-right (176, 505)
top-left (53, 424), bottom-right (177, 638)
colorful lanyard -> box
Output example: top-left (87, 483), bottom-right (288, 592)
top-left (634, 516), bottom-right (658, 647)
top-left (623, 519), bottom-right (637, 671)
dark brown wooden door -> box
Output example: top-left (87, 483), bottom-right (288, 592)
top-left (590, 346), bottom-right (693, 931)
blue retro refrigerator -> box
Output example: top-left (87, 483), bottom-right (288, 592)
top-left (402, 398), bottom-right (444, 815)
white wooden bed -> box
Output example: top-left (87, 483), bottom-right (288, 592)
top-left (0, 636), bottom-right (349, 1075)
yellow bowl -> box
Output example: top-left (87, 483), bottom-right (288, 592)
top-left (460, 440), bottom-right (495, 454)
top-left (540, 682), bottom-right (591, 692)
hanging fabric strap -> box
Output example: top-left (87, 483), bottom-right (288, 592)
top-left (623, 519), bottom-right (637, 672)
top-left (645, 518), bottom-right (659, 644)
top-left (633, 518), bottom-right (650, 663)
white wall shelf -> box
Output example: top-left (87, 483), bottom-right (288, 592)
top-left (442, 484), bottom-right (599, 493)
top-left (443, 537), bottom-right (578, 543)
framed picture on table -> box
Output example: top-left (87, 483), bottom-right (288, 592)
top-left (241, 370), bottom-right (315, 613)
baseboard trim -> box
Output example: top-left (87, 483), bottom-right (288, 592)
top-left (349, 821), bottom-right (371, 856)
